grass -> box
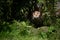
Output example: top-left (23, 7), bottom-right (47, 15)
top-left (0, 20), bottom-right (60, 40)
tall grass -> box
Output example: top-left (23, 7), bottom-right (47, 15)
top-left (0, 19), bottom-right (60, 40)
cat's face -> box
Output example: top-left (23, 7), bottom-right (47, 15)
top-left (32, 11), bottom-right (40, 19)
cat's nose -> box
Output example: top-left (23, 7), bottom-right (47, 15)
top-left (36, 15), bottom-right (37, 16)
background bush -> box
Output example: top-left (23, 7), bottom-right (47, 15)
top-left (0, 0), bottom-right (60, 40)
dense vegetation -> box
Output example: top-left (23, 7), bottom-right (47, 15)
top-left (0, 0), bottom-right (60, 40)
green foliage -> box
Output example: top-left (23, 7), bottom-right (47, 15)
top-left (0, 19), bottom-right (60, 40)
top-left (0, 0), bottom-right (60, 40)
